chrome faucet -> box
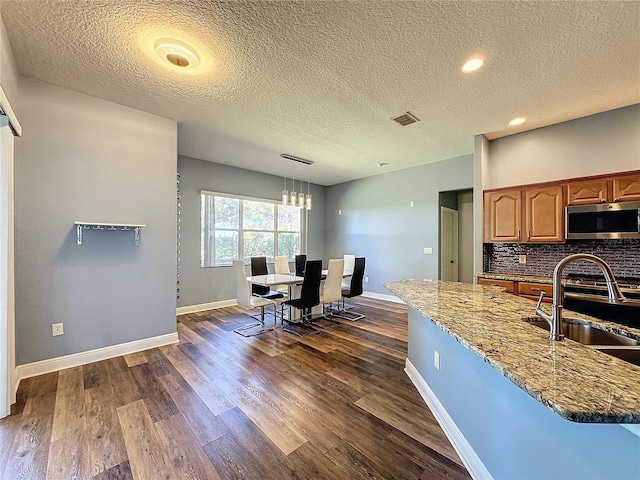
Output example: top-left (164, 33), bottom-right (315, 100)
top-left (535, 253), bottom-right (627, 341)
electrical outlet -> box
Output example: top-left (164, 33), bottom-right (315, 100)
top-left (434, 350), bottom-right (440, 370)
top-left (338, 209), bottom-right (342, 215)
top-left (52, 323), bottom-right (64, 336)
top-left (519, 255), bottom-right (527, 264)
top-left (364, 276), bottom-right (369, 283)
top-left (424, 247), bottom-right (433, 255)
top-left (410, 200), bottom-right (415, 208)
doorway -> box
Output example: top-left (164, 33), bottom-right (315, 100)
top-left (0, 115), bottom-right (15, 418)
top-left (439, 189), bottom-right (473, 283)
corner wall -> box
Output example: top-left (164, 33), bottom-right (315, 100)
top-left (14, 78), bottom-right (178, 366)
top-left (325, 155), bottom-right (473, 295)
top-left (177, 155), bottom-right (326, 308)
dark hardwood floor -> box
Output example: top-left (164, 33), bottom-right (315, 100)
top-left (0, 297), bottom-right (471, 479)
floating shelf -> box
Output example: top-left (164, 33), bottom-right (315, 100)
top-left (74, 222), bottom-right (146, 245)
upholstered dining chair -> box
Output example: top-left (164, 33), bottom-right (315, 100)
top-left (283, 259), bottom-right (322, 337)
top-left (314, 258), bottom-right (344, 329)
top-left (250, 256), bottom-right (284, 301)
top-left (336, 256), bottom-right (366, 321)
top-left (232, 260), bottom-right (276, 336)
top-left (294, 254), bottom-right (307, 277)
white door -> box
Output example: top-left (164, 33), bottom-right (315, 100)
top-left (440, 207), bottom-right (459, 282)
top-left (0, 116), bottom-right (15, 418)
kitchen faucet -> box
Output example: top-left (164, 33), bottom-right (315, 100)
top-left (535, 253), bottom-right (627, 341)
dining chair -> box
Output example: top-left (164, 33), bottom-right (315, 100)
top-left (314, 258), bottom-right (344, 329)
top-left (341, 254), bottom-right (356, 309)
top-left (232, 260), bottom-right (276, 336)
top-left (336, 257), bottom-right (366, 321)
top-left (295, 254), bottom-right (307, 276)
top-left (283, 259), bottom-right (322, 337)
top-left (250, 256), bottom-right (284, 300)
top-left (274, 255), bottom-right (290, 274)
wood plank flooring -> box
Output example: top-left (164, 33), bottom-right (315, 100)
top-left (0, 297), bottom-right (471, 479)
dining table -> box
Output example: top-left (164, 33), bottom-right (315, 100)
top-left (246, 273), bottom-right (306, 321)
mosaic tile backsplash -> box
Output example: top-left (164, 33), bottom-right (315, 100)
top-left (483, 239), bottom-right (640, 279)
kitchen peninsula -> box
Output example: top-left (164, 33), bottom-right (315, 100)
top-left (385, 279), bottom-right (640, 480)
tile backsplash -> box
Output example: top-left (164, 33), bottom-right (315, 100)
top-left (483, 239), bottom-right (640, 279)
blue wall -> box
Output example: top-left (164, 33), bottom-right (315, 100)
top-left (408, 307), bottom-right (640, 479)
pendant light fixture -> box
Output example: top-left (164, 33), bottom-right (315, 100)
top-left (298, 173), bottom-right (304, 208)
top-left (279, 153), bottom-right (314, 210)
top-left (282, 174), bottom-right (289, 206)
top-left (306, 180), bottom-right (312, 211)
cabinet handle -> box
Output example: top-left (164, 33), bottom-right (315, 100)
top-left (518, 229), bottom-right (520, 238)
top-left (527, 229), bottom-right (530, 239)
top-left (531, 288), bottom-right (542, 292)
top-left (601, 198), bottom-right (606, 202)
top-left (614, 197), bottom-right (620, 202)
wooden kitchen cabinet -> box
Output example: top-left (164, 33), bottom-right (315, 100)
top-left (567, 173), bottom-right (640, 205)
top-left (566, 179), bottom-right (608, 205)
top-left (484, 189), bottom-right (522, 242)
top-left (524, 185), bottom-right (564, 242)
top-left (612, 174), bottom-right (640, 202)
top-left (477, 277), bottom-right (515, 293)
top-left (517, 281), bottom-right (553, 303)
top-left (484, 186), bottom-right (563, 243)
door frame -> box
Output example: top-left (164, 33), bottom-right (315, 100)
top-left (440, 207), bottom-right (459, 281)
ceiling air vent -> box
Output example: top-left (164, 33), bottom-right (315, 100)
top-left (393, 111), bottom-right (420, 126)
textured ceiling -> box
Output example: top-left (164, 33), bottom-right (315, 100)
top-left (1, 1), bottom-right (639, 185)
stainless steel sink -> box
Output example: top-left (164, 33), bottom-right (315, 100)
top-left (522, 317), bottom-right (639, 346)
top-left (596, 348), bottom-right (640, 367)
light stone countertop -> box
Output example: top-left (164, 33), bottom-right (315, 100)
top-left (385, 279), bottom-right (640, 423)
top-left (477, 272), bottom-right (554, 284)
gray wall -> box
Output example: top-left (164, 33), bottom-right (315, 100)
top-left (325, 154), bottom-right (474, 295)
top-left (457, 190), bottom-right (474, 284)
top-left (177, 155), bottom-right (326, 307)
top-left (0, 12), bottom-right (19, 117)
top-left (486, 104), bottom-right (640, 189)
top-left (408, 307), bottom-right (640, 479)
top-left (15, 78), bottom-right (177, 365)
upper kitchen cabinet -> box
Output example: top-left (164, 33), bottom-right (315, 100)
top-left (484, 185), bottom-right (563, 243)
top-left (524, 185), bottom-right (564, 242)
top-left (567, 172), bottom-right (640, 205)
top-left (484, 189), bottom-right (522, 242)
top-left (612, 174), bottom-right (640, 202)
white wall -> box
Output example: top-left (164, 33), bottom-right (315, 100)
top-left (486, 105), bottom-right (640, 189)
top-left (14, 78), bottom-right (177, 365)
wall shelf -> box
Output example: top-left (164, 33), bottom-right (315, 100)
top-left (74, 222), bottom-right (146, 245)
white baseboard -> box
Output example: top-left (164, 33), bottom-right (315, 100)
top-left (362, 290), bottom-right (404, 303)
top-left (15, 332), bottom-right (179, 388)
top-left (176, 299), bottom-right (237, 315)
top-left (405, 359), bottom-right (493, 480)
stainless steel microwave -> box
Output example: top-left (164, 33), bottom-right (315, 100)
top-left (566, 201), bottom-right (640, 239)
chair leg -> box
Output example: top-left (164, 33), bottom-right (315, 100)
top-left (234, 305), bottom-right (275, 337)
top-left (331, 297), bottom-right (365, 321)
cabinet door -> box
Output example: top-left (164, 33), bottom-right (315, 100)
top-left (484, 190), bottom-right (522, 242)
top-left (524, 186), bottom-right (564, 242)
top-left (612, 174), bottom-right (640, 202)
top-left (477, 277), bottom-right (515, 293)
top-left (517, 281), bottom-right (553, 303)
top-left (566, 179), bottom-right (608, 205)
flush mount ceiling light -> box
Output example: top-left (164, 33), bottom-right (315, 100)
top-left (462, 57), bottom-right (484, 73)
top-left (509, 117), bottom-right (526, 126)
top-left (155, 39), bottom-right (200, 70)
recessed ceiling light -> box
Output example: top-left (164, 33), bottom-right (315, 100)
top-left (508, 117), bottom-right (526, 126)
top-left (155, 39), bottom-right (200, 69)
top-left (377, 162), bottom-right (389, 167)
top-left (462, 57), bottom-right (484, 73)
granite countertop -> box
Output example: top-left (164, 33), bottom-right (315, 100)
top-left (477, 272), bottom-right (553, 284)
top-left (385, 279), bottom-right (640, 423)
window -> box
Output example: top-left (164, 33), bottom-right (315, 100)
top-left (201, 191), bottom-right (303, 267)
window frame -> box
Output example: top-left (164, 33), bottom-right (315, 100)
top-left (200, 190), bottom-right (306, 268)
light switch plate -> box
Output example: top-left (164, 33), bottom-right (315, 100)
top-left (424, 247), bottom-right (433, 255)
